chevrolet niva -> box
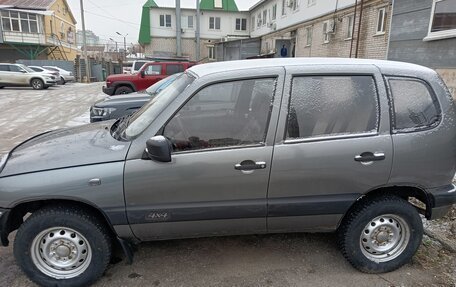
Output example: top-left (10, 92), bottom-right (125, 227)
top-left (0, 58), bottom-right (455, 287)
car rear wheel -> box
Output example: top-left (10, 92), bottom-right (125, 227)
top-left (31, 79), bottom-right (44, 90)
top-left (114, 86), bottom-right (133, 95)
top-left (337, 196), bottom-right (423, 273)
top-left (14, 205), bottom-right (112, 287)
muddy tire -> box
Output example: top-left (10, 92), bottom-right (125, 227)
top-left (337, 196), bottom-right (423, 273)
top-left (14, 205), bottom-right (112, 287)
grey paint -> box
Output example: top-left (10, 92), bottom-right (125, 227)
top-left (215, 38), bottom-right (261, 61)
top-left (0, 58), bottom-right (454, 243)
top-left (387, 0), bottom-right (456, 68)
top-left (16, 60), bottom-right (74, 73)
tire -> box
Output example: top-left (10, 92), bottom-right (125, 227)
top-left (60, 77), bottom-right (66, 85)
top-left (14, 205), bottom-right (112, 287)
top-left (31, 78), bottom-right (44, 90)
top-left (0, 86), bottom-right (4, 89)
top-left (337, 196), bottom-right (423, 273)
top-left (114, 86), bottom-right (133, 95)
top-left (43, 86), bottom-right (49, 89)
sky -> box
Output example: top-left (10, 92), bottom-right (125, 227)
top-left (67, 0), bottom-right (260, 45)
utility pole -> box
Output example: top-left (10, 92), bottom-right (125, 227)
top-left (116, 32), bottom-right (128, 61)
top-left (79, 0), bottom-right (90, 82)
top-left (196, 0), bottom-right (200, 61)
top-left (176, 0), bottom-right (182, 57)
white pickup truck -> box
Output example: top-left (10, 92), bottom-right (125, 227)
top-left (0, 63), bottom-right (57, 90)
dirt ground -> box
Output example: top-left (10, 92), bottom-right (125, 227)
top-left (0, 83), bottom-right (454, 286)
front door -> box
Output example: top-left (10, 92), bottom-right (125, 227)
top-left (140, 63), bottom-right (165, 91)
top-left (268, 65), bottom-right (393, 232)
top-left (124, 74), bottom-right (283, 241)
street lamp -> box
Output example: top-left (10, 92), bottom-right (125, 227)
top-left (109, 38), bottom-right (118, 52)
top-left (116, 32), bottom-right (128, 61)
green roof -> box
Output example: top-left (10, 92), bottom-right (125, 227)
top-left (200, 0), bottom-right (239, 12)
top-left (138, 0), bottom-right (158, 45)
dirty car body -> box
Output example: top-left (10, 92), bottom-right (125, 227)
top-left (0, 58), bottom-right (455, 286)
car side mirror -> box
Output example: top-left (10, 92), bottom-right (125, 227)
top-left (145, 136), bottom-right (172, 162)
top-left (140, 70), bottom-right (145, 78)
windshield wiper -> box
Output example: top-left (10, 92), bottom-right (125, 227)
top-left (111, 114), bottom-right (133, 140)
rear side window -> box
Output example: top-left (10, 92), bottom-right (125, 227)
top-left (0, 65), bottom-right (9, 71)
top-left (166, 64), bottom-right (184, 75)
top-left (388, 78), bottom-right (440, 131)
top-left (286, 75), bottom-right (378, 140)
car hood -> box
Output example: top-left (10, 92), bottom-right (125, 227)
top-left (0, 121), bottom-right (131, 177)
top-left (95, 93), bottom-right (150, 107)
top-left (107, 73), bottom-right (137, 81)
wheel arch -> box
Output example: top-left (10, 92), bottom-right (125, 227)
top-left (112, 81), bottom-right (136, 93)
top-left (337, 185), bottom-right (432, 230)
top-left (29, 77), bottom-right (44, 85)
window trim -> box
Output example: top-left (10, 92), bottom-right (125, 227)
top-left (385, 75), bottom-right (442, 134)
top-left (375, 7), bottom-right (386, 35)
top-left (160, 76), bottom-right (279, 154)
top-left (209, 16), bottom-right (221, 30)
top-left (346, 14), bottom-right (354, 40)
top-left (424, 0), bottom-right (456, 41)
top-left (235, 18), bottom-right (247, 31)
top-left (322, 20), bottom-right (330, 43)
top-left (284, 74), bottom-right (381, 143)
top-left (305, 26), bottom-right (312, 46)
top-left (159, 14), bottom-right (172, 28)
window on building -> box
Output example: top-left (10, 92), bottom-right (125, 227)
top-left (182, 15), bottom-right (193, 29)
top-left (292, 0), bottom-right (299, 11)
top-left (214, 0), bottom-right (223, 9)
top-left (263, 10), bottom-right (267, 25)
top-left (272, 4), bottom-right (277, 20)
top-left (308, 0), bottom-right (316, 6)
top-left (236, 18), bottom-right (247, 31)
top-left (163, 78), bottom-right (276, 152)
top-left (208, 46), bottom-right (215, 60)
top-left (257, 13), bottom-right (261, 27)
top-left (430, 0), bottom-right (456, 33)
top-left (159, 14), bottom-right (172, 27)
top-left (209, 17), bottom-right (221, 29)
top-left (388, 78), bottom-right (440, 131)
top-left (323, 21), bottom-right (330, 43)
top-left (60, 21), bottom-right (65, 38)
top-left (282, 0), bottom-right (286, 16)
top-left (251, 15), bottom-right (255, 31)
top-left (1, 11), bottom-right (39, 33)
top-left (306, 26), bottom-right (312, 46)
top-left (286, 76), bottom-right (378, 139)
top-left (347, 15), bottom-right (354, 39)
top-left (376, 8), bottom-right (386, 34)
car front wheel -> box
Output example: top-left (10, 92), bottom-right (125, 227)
top-left (114, 86), bottom-right (133, 95)
top-left (31, 79), bottom-right (44, 90)
top-left (338, 196), bottom-right (423, 273)
top-left (14, 206), bottom-right (112, 287)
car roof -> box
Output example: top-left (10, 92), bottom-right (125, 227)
top-left (188, 57), bottom-right (434, 78)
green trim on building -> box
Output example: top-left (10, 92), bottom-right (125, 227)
top-left (138, 0), bottom-right (158, 45)
top-left (200, 0), bottom-right (239, 12)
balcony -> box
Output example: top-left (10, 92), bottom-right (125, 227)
top-left (2, 31), bottom-right (46, 45)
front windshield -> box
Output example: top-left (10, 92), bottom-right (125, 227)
top-left (145, 73), bottom-right (181, 95)
top-left (124, 73), bottom-right (195, 138)
top-left (20, 65), bottom-right (35, 73)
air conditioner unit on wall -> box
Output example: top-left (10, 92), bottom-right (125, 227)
top-left (287, 0), bottom-right (295, 7)
top-left (327, 19), bottom-right (336, 33)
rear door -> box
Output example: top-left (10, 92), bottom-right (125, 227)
top-left (267, 64), bottom-right (393, 232)
top-left (0, 64), bottom-right (9, 85)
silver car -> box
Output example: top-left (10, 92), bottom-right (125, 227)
top-left (0, 58), bottom-right (455, 286)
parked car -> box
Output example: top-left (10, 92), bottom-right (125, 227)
top-left (0, 58), bottom-right (455, 287)
top-left (102, 61), bottom-right (195, 95)
top-left (43, 66), bottom-right (75, 84)
top-left (90, 73), bottom-right (181, 122)
top-left (0, 63), bottom-right (57, 89)
top-left (28, 66), bottom-right (62, 84)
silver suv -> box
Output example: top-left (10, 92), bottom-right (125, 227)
top-left (0, 58), bottom-right (455, 286)
top-left (0, 63), bottom-right (57, 90)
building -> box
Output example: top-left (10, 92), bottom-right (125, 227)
top-left (387, 0), bottom-right (456, 97)
top-left (76, 30), bottom-right (100, 47)
top-left (139, 0), bottom-right (250, 61)
top-left (0, 0), bottom-right (78, 61)
top-left (139, 0), bottom-right (392, 62)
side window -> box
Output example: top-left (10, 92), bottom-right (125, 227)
top-left (9, 65), bottom-right (21, 72)
top-left (144, 64), bottom-right (162, 76)
top-left (163, 78), bottom-right (276, 152)
top-left (286, 75), bottom-right (378, 139)
top-left (166, 64), bottom-right (184, 75)
top-left (388, 78), bottom-right (440, 131)
top-left (0, 65), bottom-right (9, 71)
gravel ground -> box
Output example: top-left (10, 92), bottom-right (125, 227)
top-left (0, 83), bottom-right (454, 286)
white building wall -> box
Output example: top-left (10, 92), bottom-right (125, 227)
top-left (250, 0), bottom-right (356, 38)
top-left (150, 8), bottom-right (250, 40)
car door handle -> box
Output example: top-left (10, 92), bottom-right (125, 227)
top-left (354, 152), bottom-right (385, 162)
top-left (234, 160), bottom-right (267, 171)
